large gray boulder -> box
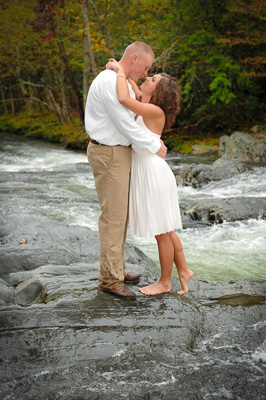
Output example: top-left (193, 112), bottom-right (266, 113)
top-left (175, 129), bottom-right (265, 188)
top-left (175, 158), bottom-right (250, 187)
top-left (0, 215), bottom-right (154, 282)
top-left (185, 197), bottom-right (266, 223)
top-left (3, 262), bottom-right (140, 307)
top-left (219, 131), bottom-right (266, 163)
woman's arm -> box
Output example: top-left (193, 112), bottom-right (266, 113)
top-left (128, 78), bottom-right (142, 101)
top-left (107, 59), bottom-right (163, 120)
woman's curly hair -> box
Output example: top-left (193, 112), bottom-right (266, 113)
top-left (149, 73), bottom-right (182, 130)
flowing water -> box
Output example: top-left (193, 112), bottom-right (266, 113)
top-left (1, 132), bottom-right (266, 400)
top-left (0, 132), bottom-right (265, 283)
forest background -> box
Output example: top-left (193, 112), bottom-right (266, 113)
top-left (0, 0), bottom-right (265, 153)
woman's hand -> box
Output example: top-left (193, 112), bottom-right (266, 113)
top-left (106, 59), bottom-right (125, 75)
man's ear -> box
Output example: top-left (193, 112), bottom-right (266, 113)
top-left (132, 54), bottom-right (138, 64)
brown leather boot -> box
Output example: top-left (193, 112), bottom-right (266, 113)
top-left (124, 272), bottom-right (140, 283)
top-left (99, 284), bottom-right (137, 300)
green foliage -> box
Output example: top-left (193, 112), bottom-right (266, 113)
top-left (0, 0), bottom-right (265, 139)
top-left (209, 73), bottom-right (236, 105)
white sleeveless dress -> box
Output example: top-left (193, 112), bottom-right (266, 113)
top-left (129, 116), bottom-right (183, 238)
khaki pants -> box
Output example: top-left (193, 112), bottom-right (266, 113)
top-left (87, 142), bottom-right (131, 291)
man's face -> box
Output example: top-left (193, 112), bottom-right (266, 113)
top-left (130, 53), bottom-right (154, 82)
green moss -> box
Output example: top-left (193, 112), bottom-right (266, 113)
top-left (162, 128), bottom-right (220, 154)
top-left (0, 111), bottom-right (89, 151)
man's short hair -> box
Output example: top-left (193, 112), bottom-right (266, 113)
top-left (123, 41), bottom-right (155, 60)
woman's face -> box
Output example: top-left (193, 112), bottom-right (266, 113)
top-left (140, 74), bottom-right (162, 95)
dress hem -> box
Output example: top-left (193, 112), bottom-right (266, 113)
top-left (129, 226), bottom-right (183, 239)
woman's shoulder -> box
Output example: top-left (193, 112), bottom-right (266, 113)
top-left (137, 116), bottom-right (162, 136)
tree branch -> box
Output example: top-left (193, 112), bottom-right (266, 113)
top-left (22, 81), bottom-right (44, 88)
top-left (177, 115), bottom-right (217, 130)
top-left (28, 96), bottom-right (52, 109)
top-left (154, 37), bottom-right (186, 63)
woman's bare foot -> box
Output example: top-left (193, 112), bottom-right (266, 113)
top-left (139, 281), bottom-right (171, 295)
top-left (177, 270), bottom-right (193, 295)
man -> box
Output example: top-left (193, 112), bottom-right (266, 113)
top-left (85, 42), bottom-right (167, 299)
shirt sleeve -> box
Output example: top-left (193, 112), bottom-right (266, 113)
top-left (101, 77), bottom-right (161, 154)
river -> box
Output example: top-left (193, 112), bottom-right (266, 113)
top-left (1, 132), bottom-right (266, 400)
top-left (0, 132), bottom-right (265, 282)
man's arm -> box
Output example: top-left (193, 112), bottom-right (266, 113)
top-left (103, 77), bottom-right (167, 157)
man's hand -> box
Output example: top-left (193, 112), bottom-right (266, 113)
top-left (156, 139), bottom-right (167, 159)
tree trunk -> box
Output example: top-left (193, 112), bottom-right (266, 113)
top-left (54, 26), bottom-right (84, 123)
top-left (59, 64), bottom-right (72, 122)
top-left (0, 81), bottom-right (8, 114)
top-left (16, 68), bottom-right (32, 114)
top-left (82, 0), bottom-right (97, 107)
top-left (43, 81), bottom-right (66, 124)
top-left (87, 0), bottom-right (115, 58)
top-left (34, 85), bottom-right (45, 115)
top-left (9, 84), bottom-right (15, 115)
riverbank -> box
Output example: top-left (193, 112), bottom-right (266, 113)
top-left (0, 111), bottom-right (222, 153)
top-left (0, 111), bottom-right (89, 151)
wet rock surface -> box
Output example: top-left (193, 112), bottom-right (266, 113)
top-left (175, 129), bottom-right (265, 189)
top-left (0, 216), bottom-right (266, 399)
top-left (175, 158), bottom-right (251, 188)
top-left (185, 196), bottom-right (266, 223)
top-left (219, 131), bottom-right (266, 163)
top-left (0, 215), bottom-right (153, 282)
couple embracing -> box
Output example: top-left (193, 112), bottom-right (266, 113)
top-left (85, 41), bottom-right (193, 300)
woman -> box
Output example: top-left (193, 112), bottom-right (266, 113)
top-left (107, 59), bottom-right (193, 295)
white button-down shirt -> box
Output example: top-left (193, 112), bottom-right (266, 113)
top-left (85, 69), bottom-right (160, 153)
